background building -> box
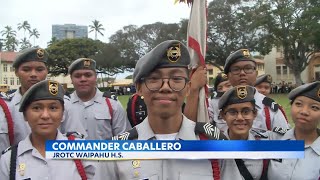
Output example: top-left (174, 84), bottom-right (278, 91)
top-left (52, 24), bottom-right (88, 40)
top-left (263, 47), bottom-right (319, 84)
top-left (0, 51), bottom-right (73, 91)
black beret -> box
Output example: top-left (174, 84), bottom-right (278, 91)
top-left (224, 49), bottom-right (256, 74)
top-left (13, 47), bottom-right (48, 68)
top-left (133, 40), bottom-right (190, 83)
top-left (288, 81), bottom-right (320, 102)
top-left (255, 74), bottom-right (272, 86)
top-left (218, 85), bottom-right (256, 109)
top-left (19, 80), bottom-right (65, 112)
top-left (68, 58), bottom-right (96, 74)
top-left (214, 72), bottom-right (228, 91)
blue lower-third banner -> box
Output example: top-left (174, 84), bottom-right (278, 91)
top-left (45, 140), bottom-right (304, 160)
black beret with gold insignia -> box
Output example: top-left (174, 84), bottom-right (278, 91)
top-left (19, 80), bottom-right (65, 112)
top-left (288, 81), bottom-right (320, 102)
top-left (224, 49), bottom-right (256, 74)
top-left (255, 74), bottom-right (272, 86)
top-left (133, 40), bottom-right (190, 83)
top-left (68, 58), bottom-right (96, 74)
top-left (218, 85), bottom-right (256, 109)
top-left (214, 72), bottom-right (229, 92)
top-left (13, 47), bottom-right (48, 68)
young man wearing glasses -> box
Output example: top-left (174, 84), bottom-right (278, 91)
top-left (108, 40), bottom-right (225, 180)
top-left (223, 49), bottom-right (289, 131)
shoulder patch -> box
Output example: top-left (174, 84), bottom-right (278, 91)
top-left (103, 91), bottom-right (118, 101)
top-left (112, 127), bottom-right (138, 140)
top-left (195, 122), bottom-right (228, 140)
top-left (250, 128), bottom-right (269, 139)
top-left (2, 146), bottom-right (12, 155)
top-left (64, 95), bottom-right (71, 101)
top-left (262, 97), bottom-right (279, 112)
top-left (66, 131), bottom-right (85, 139)
top-left (272, 127), bottom-right (288, 135)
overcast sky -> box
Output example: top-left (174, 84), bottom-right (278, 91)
top-left (1, 0), bottom-right (192, 48)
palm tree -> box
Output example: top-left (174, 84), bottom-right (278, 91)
top-left (1, 26), bottom-right (17, 38)
top-left (5, 36), bottom-right (19, 51)
top-left (1, 26), bottom-right (18, 51)
top-left (29, 28), bottom-right (40, 46)
top-left (89, 20), bottom-right (105, 40)
top-left (20, 37), bottom-right (32, 50)
top-left (17, 21), bottom-right (31, 39)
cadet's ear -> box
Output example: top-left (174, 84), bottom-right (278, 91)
top-left (136, 83), bottom-right (143, 96)
top-left (185, 81), bottom-right (191, 97)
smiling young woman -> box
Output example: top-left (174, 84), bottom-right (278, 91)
top-left (0, 80), bottom-right (96, 180)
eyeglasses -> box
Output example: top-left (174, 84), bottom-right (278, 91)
top-left (224, 108), bottom-right (255, 118)
top-left (229, 65), bottom-right (256, 75)
top-left (140, 76), bottom-right (189, 92)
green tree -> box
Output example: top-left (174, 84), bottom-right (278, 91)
top-left (1, 26), bottom-right (17, 38)
top-left (91, 43), bottom-right (124, 76)
top-left (206, 0), bottom-right (270, 69)
top-left (1, 26), bottom-right (18, 51)
top-left (46, 38), bottom-right (103, 76)
top-left (5, 36), bottom-right (19, 51)
top-left (125, 75), bottom-right (133, 79)
top-left (109, 21), bottom-right (187, 70)
top-left (89, 20), bottom-right (105, 40)
top-left (17, 20), bottom-right (31, 39)
top-left (256, 0), bottom-right (320, 85)
top-left (29, 28), bottom-right (40, 46)
top-left (20, 37), bottom-right (32, 50)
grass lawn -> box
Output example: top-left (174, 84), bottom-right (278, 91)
top-left (118, 95), bottom-right (131, 109)
top-left (117, 93), bottom-right (294, 126)
top-left (269, 94), bottom-right (293, 127)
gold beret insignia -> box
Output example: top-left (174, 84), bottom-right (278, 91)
top-left (48, 81), bottom-right (59, 96)
top-left (237, 86), bottom-right (247, 99)
top-left (37, 49), bottom-right (45, 59)
top-left (167, 43), bottom-right (181, 62)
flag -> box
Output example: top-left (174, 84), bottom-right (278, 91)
top-left (187, 0), bottom-right (209, 123)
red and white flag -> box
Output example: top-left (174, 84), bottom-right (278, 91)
top-left (187, 0), bottom-right (209, 123)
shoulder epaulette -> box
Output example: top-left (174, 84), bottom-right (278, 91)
top-left (64, 95), bottom-right (71, 101)
top-left (66, 132), bottom-right (85, 139)
top-left (195, 122), bottom-right (228, 140)
top-left (112, 127), bottom-right (138, 140)
top-left (250, 128), bottom-right (269, 139)
top-left (2, 146), bottom-right (12, 155)
top-left (262, 97), bottom-right (279, 112)
top-left (272, 127), bottom-right (288, 135)
top-left (1, 94), bottom-right (13, 102)
top-left (103, 91), bottom-right (118, 101)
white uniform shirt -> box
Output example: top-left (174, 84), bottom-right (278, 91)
top-left (253, 91), bottom-right (289, 130)
top-left (109, 116), bottom-right (214, 180)
top-left (268, 128), bottom-right (320, 180)
top-left (0, 131), bottom-right (96, 180)
top-left (66, 89), bottom-right (131, 139)
top-left (220, 130), bottom-right (264, 180)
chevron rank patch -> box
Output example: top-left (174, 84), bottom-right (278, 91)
top-left (272, 127), bottom-right (288, 135)
top-left (195, 122), bottom-right (228, 140)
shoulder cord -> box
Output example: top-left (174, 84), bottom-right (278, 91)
top-left (9, 144), bottom-right (18, 180)
top-left (199, 133), bottom-right (220, 180)
top-left (131, 94), bottom-right (139, 126)
top-left (264, 106), bottom-right (271, 131)
top-left (105, 97), bottom-right (113, 125)
top-left (68, 135), bottom-right (87, 180)
top-left (0, 98), bottom-right (14, 145)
